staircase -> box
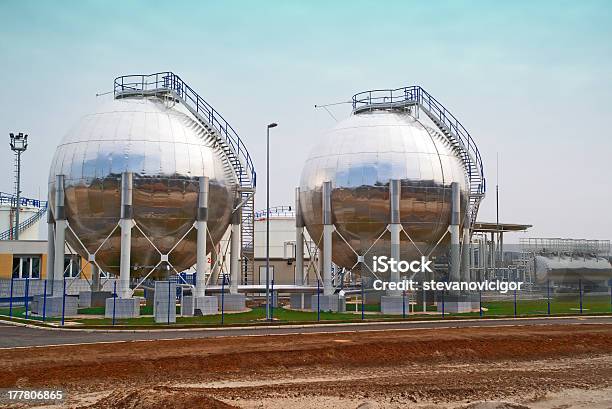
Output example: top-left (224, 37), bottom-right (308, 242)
top-left (0, 193), bottom-right (48, 240)
top-left (352, 87), bottom-right (486, 231)
top-left (114, 72), bottom-right (257, 284)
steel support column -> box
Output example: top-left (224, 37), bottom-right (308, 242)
top-left (230, 196), bottom-right (241, 294)
top-left (322, 181), bottom-right (333, 296)
top-left (46, 205), bottom-right (55, 293)
top-left (195, 176), bottom-right (209, 298)
top-left (53, 175), bottom-right (66, 297)
top-left (388, 179), bottom-right (401, 296)
top-left (449, 182), bottom-right (461, 283)
top-left (119, 172), bottom-right (133, 299)
top-left (295, 187), bottom-right (305, 285)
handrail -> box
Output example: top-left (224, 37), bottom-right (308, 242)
top-left (254, 205), bottom-right (295, 219)
top-left (0, 203), bottom-right (48, 240)
top-left (352, 86), bottom-right (485, 196)
top-left (113, 72), bottom-right (256, 188)
top-left (0, 192), bottom-right (47, 208)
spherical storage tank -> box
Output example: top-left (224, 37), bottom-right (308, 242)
top-left (299, 108), bottom-right (469, 272)
top-left (48, 96), bottom-right (236, 275)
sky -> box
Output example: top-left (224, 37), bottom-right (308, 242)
top-left (0, 0), bottom-right (610, 242)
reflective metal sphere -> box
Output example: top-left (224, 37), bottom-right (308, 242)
top-left (49, 96), bottom-right (236, 275)
top-left (299, 110), bottom-right (469, 271)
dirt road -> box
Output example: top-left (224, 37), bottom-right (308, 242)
top-left (2, 323), bottom-right (612, 408)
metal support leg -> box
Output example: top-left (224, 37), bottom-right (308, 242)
top-left (91, 264), bottom-right (100, 292)
top-left (295, 187), bottom-right (305, 285)
top-left (449, 182), bottom-right (461, 283)
top-left (461, 227), bottom-right (470, 283)
top-left (230, 198), bottom-right (241, 295)
top-left (46, 207), bottom-right (55, 293)
top-left (388, 179), bottom-right (401, 296)
top-left (119, 172), bottom-right (133, 299)
top-left (195, 176), bottom-right (209, 298)
top-left (322, 181), bottom-right (333, 296)
top-left (53, 175), bottom-right (66, 297)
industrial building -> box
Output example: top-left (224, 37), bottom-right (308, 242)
top-left (1, 72), bottom-right (611, 321)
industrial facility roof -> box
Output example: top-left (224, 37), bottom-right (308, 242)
top-left (473, 222), bottom-right (532, 233)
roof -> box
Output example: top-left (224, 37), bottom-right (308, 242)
top-left (472, 222), bottom-right (532, 233)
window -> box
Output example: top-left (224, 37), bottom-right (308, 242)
top-left (64, 255), bottom-right (82, 278)
top-left (258, 265), bottom-right (274, 285)
top-left (12, 256), bottom-right (41, 279)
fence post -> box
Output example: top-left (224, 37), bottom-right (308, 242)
top-left (402, 290), bottom-right (406, 319)
top-left (441, 290), bottom-right (445, 318)
top-left (221, 275), bottom-right (225, 325)
top-left (24, 277), bottom-right (29, 319)
top-left (112, 281), bottom-right (117, 326)
top-left (513, 271), bottom-right (517, 317)
top-left (479, 289), bottom-right (483, 317)
top-left (271, 279), bottom-right (275, 320)
top-left (547, 279), bottom-right (551, 316)
top-left (9, 276), bottom-right (14, 317)
top-left (43, 280), bottom-right (47, 322)
top-left (167, 280), bottom-right (171, 325)
top-left (361, 282), bottom-right (364, 320)
top-left (61, 277), bottom-right (66, 326)
top-left (579, 279), bottom-right (583, 314)
top-left (317, 278), bottom-right (320, 322)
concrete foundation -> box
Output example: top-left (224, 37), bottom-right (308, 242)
top-left (105, 297), bottom-right (140, 319)
top-left (31, 295), bottom-right (78, 317)
top-left (182, 295), bottom-right (195, 316)
top-left (78, 291), bottom-right (112, 308)
top-left (154, 282), bottom-right (176, 323)
top-left (380, 295), bottom-right (409, 315)
top-left (443, 293), bottom-right (473, 313)
top-left (311, 294), bottom-right (346, 312)
top-left (290, 293), bottom-right (312, 309)
top-left (218, 293), bottom-right (246, 311)
top-left (194, 295), bottom-right (219, 315)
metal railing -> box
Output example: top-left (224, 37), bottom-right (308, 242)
top-left (352, 86), bottom-right (486, 228)
top-left (254, 205), bottom-right (295, 219)
top-left (0, 204), bottom-right (48, 240)
top-left (113, 72), bottom-right (256, 189)
top-left (0, 192), bottom-right (47, 209)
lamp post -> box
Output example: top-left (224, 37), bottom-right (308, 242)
top-left (9, 133), bottom-right (28, 240)
top-left (266, 122), bottom-right (277, 321)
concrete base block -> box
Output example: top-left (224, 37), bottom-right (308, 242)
top-left (154, 282), bottom-right (177, 323)
top-left (442, 294), bottom-right (473, 313)
top-left (182, 295), bottom-right (195, 316)
top-left (218, 293), bottom-right (246, 311)
top-left (195, 295), bottom-right (219, 315)
top-left (31, 295), bottom-right (78, 317)
top-left (105, 297), bottom-right (141, 319)
top-left (290, 293), bottom-right (312, 309)
top-left (79, 291), bottom-right (112, 308)
top-left (380, 295), bottom-right (408, 315)
top-left (311, 294), bottom-right (346, 312)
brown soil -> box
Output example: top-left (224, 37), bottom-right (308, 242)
top-left (1, 324), bottom-right (612, 408)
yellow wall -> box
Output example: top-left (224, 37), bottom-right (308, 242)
top-left (41, 254), bottom-right (47, 279)
top-left (0, 254), bottom-right (13, 279)
top-left (0, 252), bottom-right (91, 279)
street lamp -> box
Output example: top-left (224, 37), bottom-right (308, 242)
top-left (266, 122), bottom-right (277, 321)
top-left (9, 133), bottom-right (28, 240)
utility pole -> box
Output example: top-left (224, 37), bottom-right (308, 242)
top-left (9, 133), bottom-right (28, 240)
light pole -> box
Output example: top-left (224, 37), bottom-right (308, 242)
top-left (266, 122), bottom-right (277, 321)
top-left (9, 133), bottom-right (28, 240)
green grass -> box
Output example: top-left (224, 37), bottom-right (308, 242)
top-left (1, 295), bottom-right (610, 328)
top-left (481, 295), bottom-right (612, 316)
